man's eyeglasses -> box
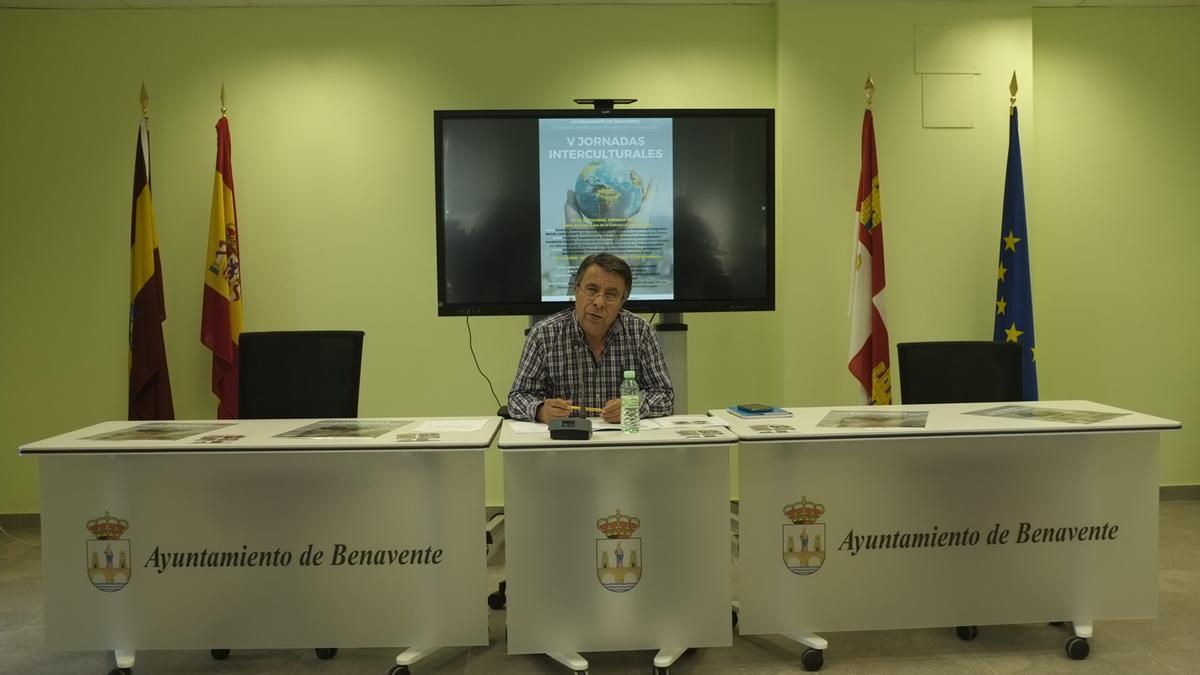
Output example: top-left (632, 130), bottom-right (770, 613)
top-left (580, 285), bottom-right (623, 304)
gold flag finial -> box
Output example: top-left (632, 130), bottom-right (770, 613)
top-left (220, 82), bottom-right (227, 117)
top-left (1009, 71), bottom-right (1018, 112)
top-left (865, 73), bottom-right (876, 110)
top-left (139, 82), bottom-right (150, 120)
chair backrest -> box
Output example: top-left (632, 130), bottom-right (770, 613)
top-left (238, 331), bottom-right (365, 419)
top-left (897, 341), bottom-right (1022, 404)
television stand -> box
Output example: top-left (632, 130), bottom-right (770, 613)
top-left (655, 312), bottom-right (688, 414)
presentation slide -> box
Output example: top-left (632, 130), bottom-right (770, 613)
top-left (538, 118), bottom-right (674, 301)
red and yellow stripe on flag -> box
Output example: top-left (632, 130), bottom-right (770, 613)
top-left (847, 109), bottom-right (892, 405)
top-left (200, 116), bottom-right (244, 419)
top-left (129, 119), bottom-right (175, 420)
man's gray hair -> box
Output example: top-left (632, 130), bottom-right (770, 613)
top-left (572, 253), bottom-right (633, 299)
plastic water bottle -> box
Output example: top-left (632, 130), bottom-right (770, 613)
top-left (620, 369), bottom-right (640, 434)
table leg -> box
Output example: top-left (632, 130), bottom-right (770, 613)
top-left (1066, 620), bottom-right (1093, 660)
top-left (390, 645), bottom-right (441, 674)
top-left (652, 646), bottom-right (687, 673)
top-left (783, 632), bottom-right (827, 672)
top-left (109, 648), bottom-right (135, 674)
top-left (546, 650), bottom-right (588, 673)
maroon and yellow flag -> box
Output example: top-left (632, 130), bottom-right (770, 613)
top-left (200, 116), bottom-right (244, 419)
top-left (129, 118), bottom-right (175, 420)
top-left (847, 108), bottom-right (892, 405)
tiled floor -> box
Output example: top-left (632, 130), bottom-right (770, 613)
top-left (1, 501), bottom-right (1197, 674)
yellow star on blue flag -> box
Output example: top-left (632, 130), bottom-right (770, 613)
top-left (992, 107), bottom-right (1037, 400)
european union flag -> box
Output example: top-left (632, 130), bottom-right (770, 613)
top-left (992, 107), bottom-right (1038, 400)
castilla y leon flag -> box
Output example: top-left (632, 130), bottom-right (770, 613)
top-left (129, 118), bottom-right (175, 420)
top-left (847, 108), bottom-right (892, 405)
top-left (201, 116), bottom-right (244, 419)
top-left (993, 106), bottom-right (1038, 400)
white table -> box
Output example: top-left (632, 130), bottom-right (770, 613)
top-left (499, 421), bottom-right (736, 674)
top-left (713, 400), bottom-right (1181, 671)
top-left (19, 416), bottom-right (500, 675)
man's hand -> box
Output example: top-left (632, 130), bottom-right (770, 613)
top-left (602, 398), bottom-right (621, 424)
top-left (537, 399), bottom-right (573, 424)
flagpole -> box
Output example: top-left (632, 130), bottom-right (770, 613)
top-left (994, 70), bottom-right (1038, 399)
top-left (129, 80), bottom-right (175, 419)
top-left (203, 88), bottom-right (243, 418)
top-left (849, 73), bottom-right (892, 405)
top-left (1009, 71), bottom-right (1018, 116)
top-left (138, 83), bottom-right (150, 187)
top-left (850, 72), bottom-right (876, 317)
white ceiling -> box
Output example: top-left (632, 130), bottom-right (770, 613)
top-left (2, 0), bottom-right (1197, 12)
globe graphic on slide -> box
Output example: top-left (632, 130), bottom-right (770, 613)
top-left (574, 160), bottom-right (645, 221)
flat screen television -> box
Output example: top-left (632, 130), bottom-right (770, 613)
top-left (435, 108), bottom-right (774, 316)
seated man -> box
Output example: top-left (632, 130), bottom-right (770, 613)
top-left (508, 253), bottom-right (674, 423)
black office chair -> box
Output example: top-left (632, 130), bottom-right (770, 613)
top-left (896, 340), bottom-right (1021, 645)
top-left (209, 330), bottom-right (365, 665)
top-left (238, 330), bottom-right (365, 419)
top-left (897, 341), bottom-right (1022, 405)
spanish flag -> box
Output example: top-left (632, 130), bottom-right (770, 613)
top-left (200, 116), bottom-right (244, 419)
top-left (129, 119), bottom-right (175, 420)
top-left (847, 108), bottom-right (892, 405)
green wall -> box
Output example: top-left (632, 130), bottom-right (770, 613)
top-left (772, 0), bottom-right (1196, 486)
top-left (2, 2), bottom-right (1197, 514)
top-left (776, 0), bottom-right (1035, 407)
top-left (1032, 8), bottom-right (1200, 486)
top-left (0, 6), bottom-right (778, 512)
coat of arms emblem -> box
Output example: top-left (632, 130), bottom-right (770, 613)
top-left (86, 511), bottom-right (131, 592)
top-left (596, 509), bottom-right (642, 592)
top-left (783, 497), bottom-right (825, 575)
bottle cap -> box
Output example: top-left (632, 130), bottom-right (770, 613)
top-left (623, 370), bottom-right (636, 379)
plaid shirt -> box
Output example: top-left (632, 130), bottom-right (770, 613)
top-left (507, 308), bottom-right (674, 422)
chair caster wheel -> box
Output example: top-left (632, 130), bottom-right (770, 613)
top-left (315, 647), bottom-right (338, 660)
top-left (210, 649), bottom-right (230, 660)
top-left (654, 667), bottom-right (669, 675)
top-left (801, 647), bottom-right (823, 671)
top-left (1065, 636), bottom-right (1089, 660)
top-left (955, 625), bottom-right (979, 640)
top-left (108, 669), bottom-right (132, 675)
top-left (388, 666), bottom-right (410, 675)
top-left (488, 591), bottom-right (507, 609)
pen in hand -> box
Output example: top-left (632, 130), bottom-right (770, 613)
top-left (568, 405), bottom-right (604, 413)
